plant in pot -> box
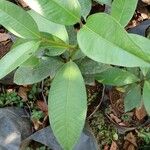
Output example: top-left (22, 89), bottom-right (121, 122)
top-left (0, 0), bottom-right (150, 149)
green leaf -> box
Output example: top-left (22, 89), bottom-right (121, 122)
top-left (111, 0), bottom-right (138, 27)
top-left (0, 0), bottom-right (39, 39)
top-left (140, 67), bottom-right (150, 76)
top-left (143, 80), bottom-right (150, 115)
top-left (77, 57), bottom-right (110, 85)
top-left (95, 0), bottom-right (112, 6)
top-left (39, 32), bottom-right (72, 56)
top-left (66, 26), bottom-right (86, 60)
top-left (77, 13), bottom-right (150, 67)
top-left (0, 41), bottom-right (40, 79)
top-left (129, 34), bottom-right (150, 54)
top-left (78, 0), bottom-right (91, 20)
top-left (14, 57), bottom-right (63, 84)
top-left (24, 0), bottom-right (81, 25)
top-left (66, 26), bottom-right (77, 45)
top-left (77, 57), bottom-right (110, 75)
top-left (48, 61), bottom-right (87, 150)
top-left (28, 10), bottom-right (68, 42)
top-left (95, 67), bottom-right (139, 86)
top-left (12, 38), bottom-right (30, 49)
top-left (21, 56), bottom-right (39, 67)
top-left (129, 34), bottom-right (150, 76)
top-left (72, 49), bottom-right (85, 60)
top-left (124, 84), bottom-right (141, 112)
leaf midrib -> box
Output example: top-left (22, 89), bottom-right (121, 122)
top-left (41, 37), bottom-right (74, 50)
top-left (83, 18), bottom-right (150, 64)
top-left (0, 41), bottom-right (39, 78)
top-left (117, 0), bottom-right (126, 25)
top-left (65, 63), bottom-right (71, 148)
top-left (0, 9), bottom-right (40, 38)
top-left (51, 0), bottom-right (80, 22)
top-left (1, 10), bottom-right (74, 52)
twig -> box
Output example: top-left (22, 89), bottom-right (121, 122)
top-left (88, 84), bottom-right (105, 119)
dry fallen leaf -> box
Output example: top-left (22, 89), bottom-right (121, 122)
top-left (32, 119), bottom-right (43, 130)
top-left (18, 86), bottom-right (29, 101)
top-left (103, 144), bottom-right (109, 150)
top-left (19, 0), bottom-right (28, 7)
top-left (0, 33), bottom-right (10, 42)
top-left (110, 141), bottom-right (118, 150)
top-left (110, 113), bottom-right (122, 124)
top-left (36, 100), bottom-right (48, 114)
top-left (142, 0), bottom-right (150, 5)
top-left (135, 105), bottom-right (147, 120)
top-left (123, 132), bottom-right (137, 150)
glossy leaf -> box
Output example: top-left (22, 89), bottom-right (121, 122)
top-left (77, 13), bottom-right (150, 67)
top-left (48, 61), bottom-right (87, 150)
top-left (143, 80), bottom-right (150, 115)
top-left (0, 41), bottom-right (40, 79)
top-left (111, 0), bottom-right (138, 27)
top-left (28, 10), bottom-right (68, 42)
top-left (95, 67), bottom-right (139, 86)
top-left (78, 0), bottom-right (91, 20)
top-left (23, 0), bottom-right (81, 25)
top-left (0, 0), bottom-right (39, 39)
top-left (14, 57), bottom-right (63, 84)
top-left (124, 84), bottom-right (141, 112)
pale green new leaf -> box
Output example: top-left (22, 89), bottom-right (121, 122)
top-left (0, 0), bottom-right (39, 39)
top-left (48, 61), bottom-right (87, 150)
top-left (124, 84), bottom-right (141, 112)
top-left (111, 0), bottom-right (138, 27)
top-left (0, 41), bottom-right (40, 79)
top-left (77, 13), bottom-right (150, 67)
top-left (143, 80), bottom-right (150, 115)
top-left (95, 67), bottom-right (139, 86)
top-left (23, 0), bottom-right (81, 25)
top-left (28, 10), bottom-right (68, 42)
top-left (14, 57), bottom-right (63, 85)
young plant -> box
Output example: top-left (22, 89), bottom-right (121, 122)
top-left (0, 91), bottom-right (23, 107)
top-left (0, 0), bottom-right (150, 149)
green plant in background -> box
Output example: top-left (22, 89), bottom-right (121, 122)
top-left (31, 109), bottom-right (44, 121)
top-left (138, 128), bottom-right (150, 145)
top-left (90, 111), bottom-right (118, 148)
top-left (0, 0), bottom-right (150, 149)
top-left (0, 91), bottom-right (23, 107)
